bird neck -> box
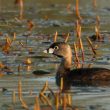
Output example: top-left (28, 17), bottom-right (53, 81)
top-left (62, 56), bottom-right (72, 69)
top-left (57, 55), bottom-right (72, 75)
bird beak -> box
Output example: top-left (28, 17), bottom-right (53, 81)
top-left (43, 49), bottom-right (48, 53)
top-left (43, 48), bottom-right (54, 54)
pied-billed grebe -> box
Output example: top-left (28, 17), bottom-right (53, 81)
top-left (44, 42), bottom-right (110, 83)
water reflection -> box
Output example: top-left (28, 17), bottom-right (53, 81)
top-left (56, 73), bottom-right (110, 91)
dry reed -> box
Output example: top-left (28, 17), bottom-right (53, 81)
top-left (67, 3), bottom-right (71, 12)
top-left (63, 94), bottom-right (67, 110)
top-left (88, 64), bottom-right (93, 68)
top-left (39, 81), bottom-right (52, 107)
top-left (96, 15), bottom-right (100, 26)
top-left (55, 93), bottom-right (59, 110)
top-left (15, 0), bottom-right (24, 19)
top-left (73, 42), bottom-right (80, 68)
top-left (79, 36), bottom-right (84, 62)
top-left (54, 31), bottom-right (58, 42)
top-left (93, 0), bottom-right (97, 9)
top-left (64, 33), bottom-right (70, 43)
top-left (86, 37), bottom-right (97, 55)
top-left (75, 0), bottom-right (82, 21)
top-left (24, 58), bottom-right (32, 65)
top-left (67, 93), bottom-right (72, 106)
top-left (60, 77), bottom-right (63, 91)
top-left (18, 80), bottom-right (28, 109)
top-left (39, 93), bottom-right (52, 106)
top-left (76, 20), bottom-right (84, 62)
top-left (12, 90), bottom-right (16, 104)
top-left (40, 81), bottom-right (48, 94)
top-left (27, 20), bottom-right (34, 32)
top-left (34, 96), bottom-right (40, 110)
top-left (2, 35), bottom-right (12, 54)
top-left (19, 41), bottom-right (25, 47)
top-left (18, 0), bottom-right (24, 20)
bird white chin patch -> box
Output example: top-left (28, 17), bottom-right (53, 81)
top-left (48, 48), bottom-right (54, 53)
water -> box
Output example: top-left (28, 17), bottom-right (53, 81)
top-left (0, 0), bottom-right (110, 110)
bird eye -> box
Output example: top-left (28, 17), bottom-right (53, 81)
top-left (54, 46), bottom-right (59, 50)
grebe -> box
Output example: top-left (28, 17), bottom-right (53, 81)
top-left (44, 42), bottom-right (110, 89)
